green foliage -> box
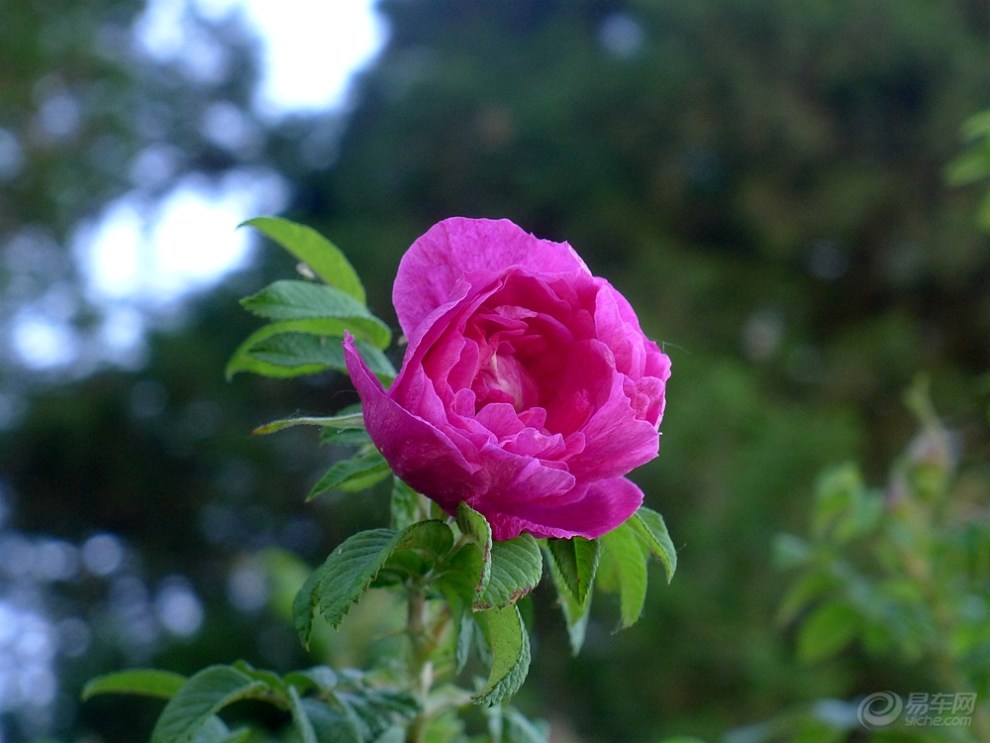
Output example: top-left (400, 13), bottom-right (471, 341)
top-left (82, 670), bottom-right (187, 701)
top-left (596, 509), bottom-right (678, 630)
top-left (150, 665), bottom-right (264, 743)
top-left (767, 382), bottom-right (990, 740)
top-left (946, 109), bottom-right (990, 231)
top-left (85, 661), bottom-right (417, 743)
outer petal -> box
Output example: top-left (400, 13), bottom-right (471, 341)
top-left (483, 476), bottom-right (645, 540)
top-left (393, 218), bottom-right (590, 338)
top-left (343, 335), bottom-right (484, 514)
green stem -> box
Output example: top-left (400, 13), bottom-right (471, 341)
top-left (406, 583), bottom-right (433, 743)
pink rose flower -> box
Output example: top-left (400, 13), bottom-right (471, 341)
top-left (344, 218), bottom-right (671, 541)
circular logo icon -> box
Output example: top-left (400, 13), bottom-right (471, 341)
top-left (858, 691), bottom-right (903, 729)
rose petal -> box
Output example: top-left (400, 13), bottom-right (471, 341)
top-left (343, 334), bottom-right (485, 513)
top-left (564, 367), bottom-right (660, 481)
top-left (394, 218), bottom-right (590, 338)
top-left (483, 476), bottom-right (645, 540)
top-left (467, 445), bottom-right (575, 515)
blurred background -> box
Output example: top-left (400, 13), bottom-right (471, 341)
top-left (1, 1), bottom-right (988, 741)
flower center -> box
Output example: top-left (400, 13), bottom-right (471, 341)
top-left (474, 343), bottom-right (537, 411)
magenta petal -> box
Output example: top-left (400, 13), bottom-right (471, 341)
top-left (393, 218), bottom-right (590, 339)
top-left (343, 335), bottom-right (484, 514)
top-left (564, 373), bottom-right (660, 481)
top-left (471, 445), bottom-right (576, 509)
top-left (484, 476), bottom-right (645, 540)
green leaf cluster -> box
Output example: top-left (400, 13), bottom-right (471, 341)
top-left (290, 494), bottom-right (677, 705)
top-left (226, 219), bottom-right (400, 505)
top-left (546, 507), bottom-right (677, 654)
top-left (772, 381), bottom-right (990, 737)
top-left (225, 217), bottom-right (396, 382)
top-left (291, 501), bottom-right (541, 709)
top-left (83, 663), bottom-right (417, 743)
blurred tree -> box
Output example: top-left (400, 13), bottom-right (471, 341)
top-left (2, 0), bottom-right (990, 741)
top-left (0, 0), bottom-right (272, 435)
top-left (0, 1), bottom-right (363, 740)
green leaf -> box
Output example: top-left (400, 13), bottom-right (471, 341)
top-left (475, 534), bottom-right (542, 610)
top-left (248, 333), bottom-right (396, 380)
top-left (295, 522), bottom-right (455, 645)
top-left (293, 567), bottom-right (324, 650)
top-left (190, 717), bottom-right (248, 743)
top-left (150, 665), bottom-right (270, 743)
top-left (961, 110), bottom-right (990, 139)
top-left (335, 687), bottom-right (418, 741)
top-left (306, 449), bottom-right (391, 500)
top-left (547, 566), bottom-right (590, 655)
top-left (247, 332), bottom-right (348, 368)
top-left (308, 528), bottom-right (401, 632)
top-left (229, 661), bottom-right (287, 694)
top-left (226, 325), bottom-right (328, 380)
top-left (598, 522), bottom-right (648, 629)
top-left (455, 607), bottom-right (476, 673)
top-left (773, 533), bottom-right (812, 569)
top-left (370, 727), bottom-right (405, 743)
top-left (240, 280), bottom-right (390, 348)
top-left (502, 706), bottom-right (551, 743)
top-left (390, 478), bottom-right (422, 531)
top-left (796, 601), bottom-right (861, 664)
top-left (474, 605), bottom-right (531, 706)
top-left (253, 411), bottom-right (366, 436)
top-left (946, 148), bottom-right (990, 186)
top-left (456, 503), bottom-right (493, 594)
top-left (292, 530), bottom-right (402, 649)
top-left (225, 320), bottom-right (393, 380)
top-left (284, 667), bottom-right (338, 695)
top-left (628, 507), bottom-right (677, 583)
top-left (321, 427), bottom-right (372, 447)
top-left (82, 669), bottom-right (186, 700)
top-left (382, 519), bottom-right (456, 580)
top-left (242, 216), bottom-right (366, 304)
top-left (546, 537), bottom-right (600, 606)
top-left (289, 686), bottom-right (318, 743)
top-left (390, 519), bottom-right (462, 564)
top-left (544, 536), bottom-right (600, 653)
top-left (812, 464), bottom-right (864, 541)
top-left (777, 573), bottom-right (834, 626)
top-left (434, 542), bottom-right (482, 605)
top-left (297, 697), bottom-right (362, 743)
